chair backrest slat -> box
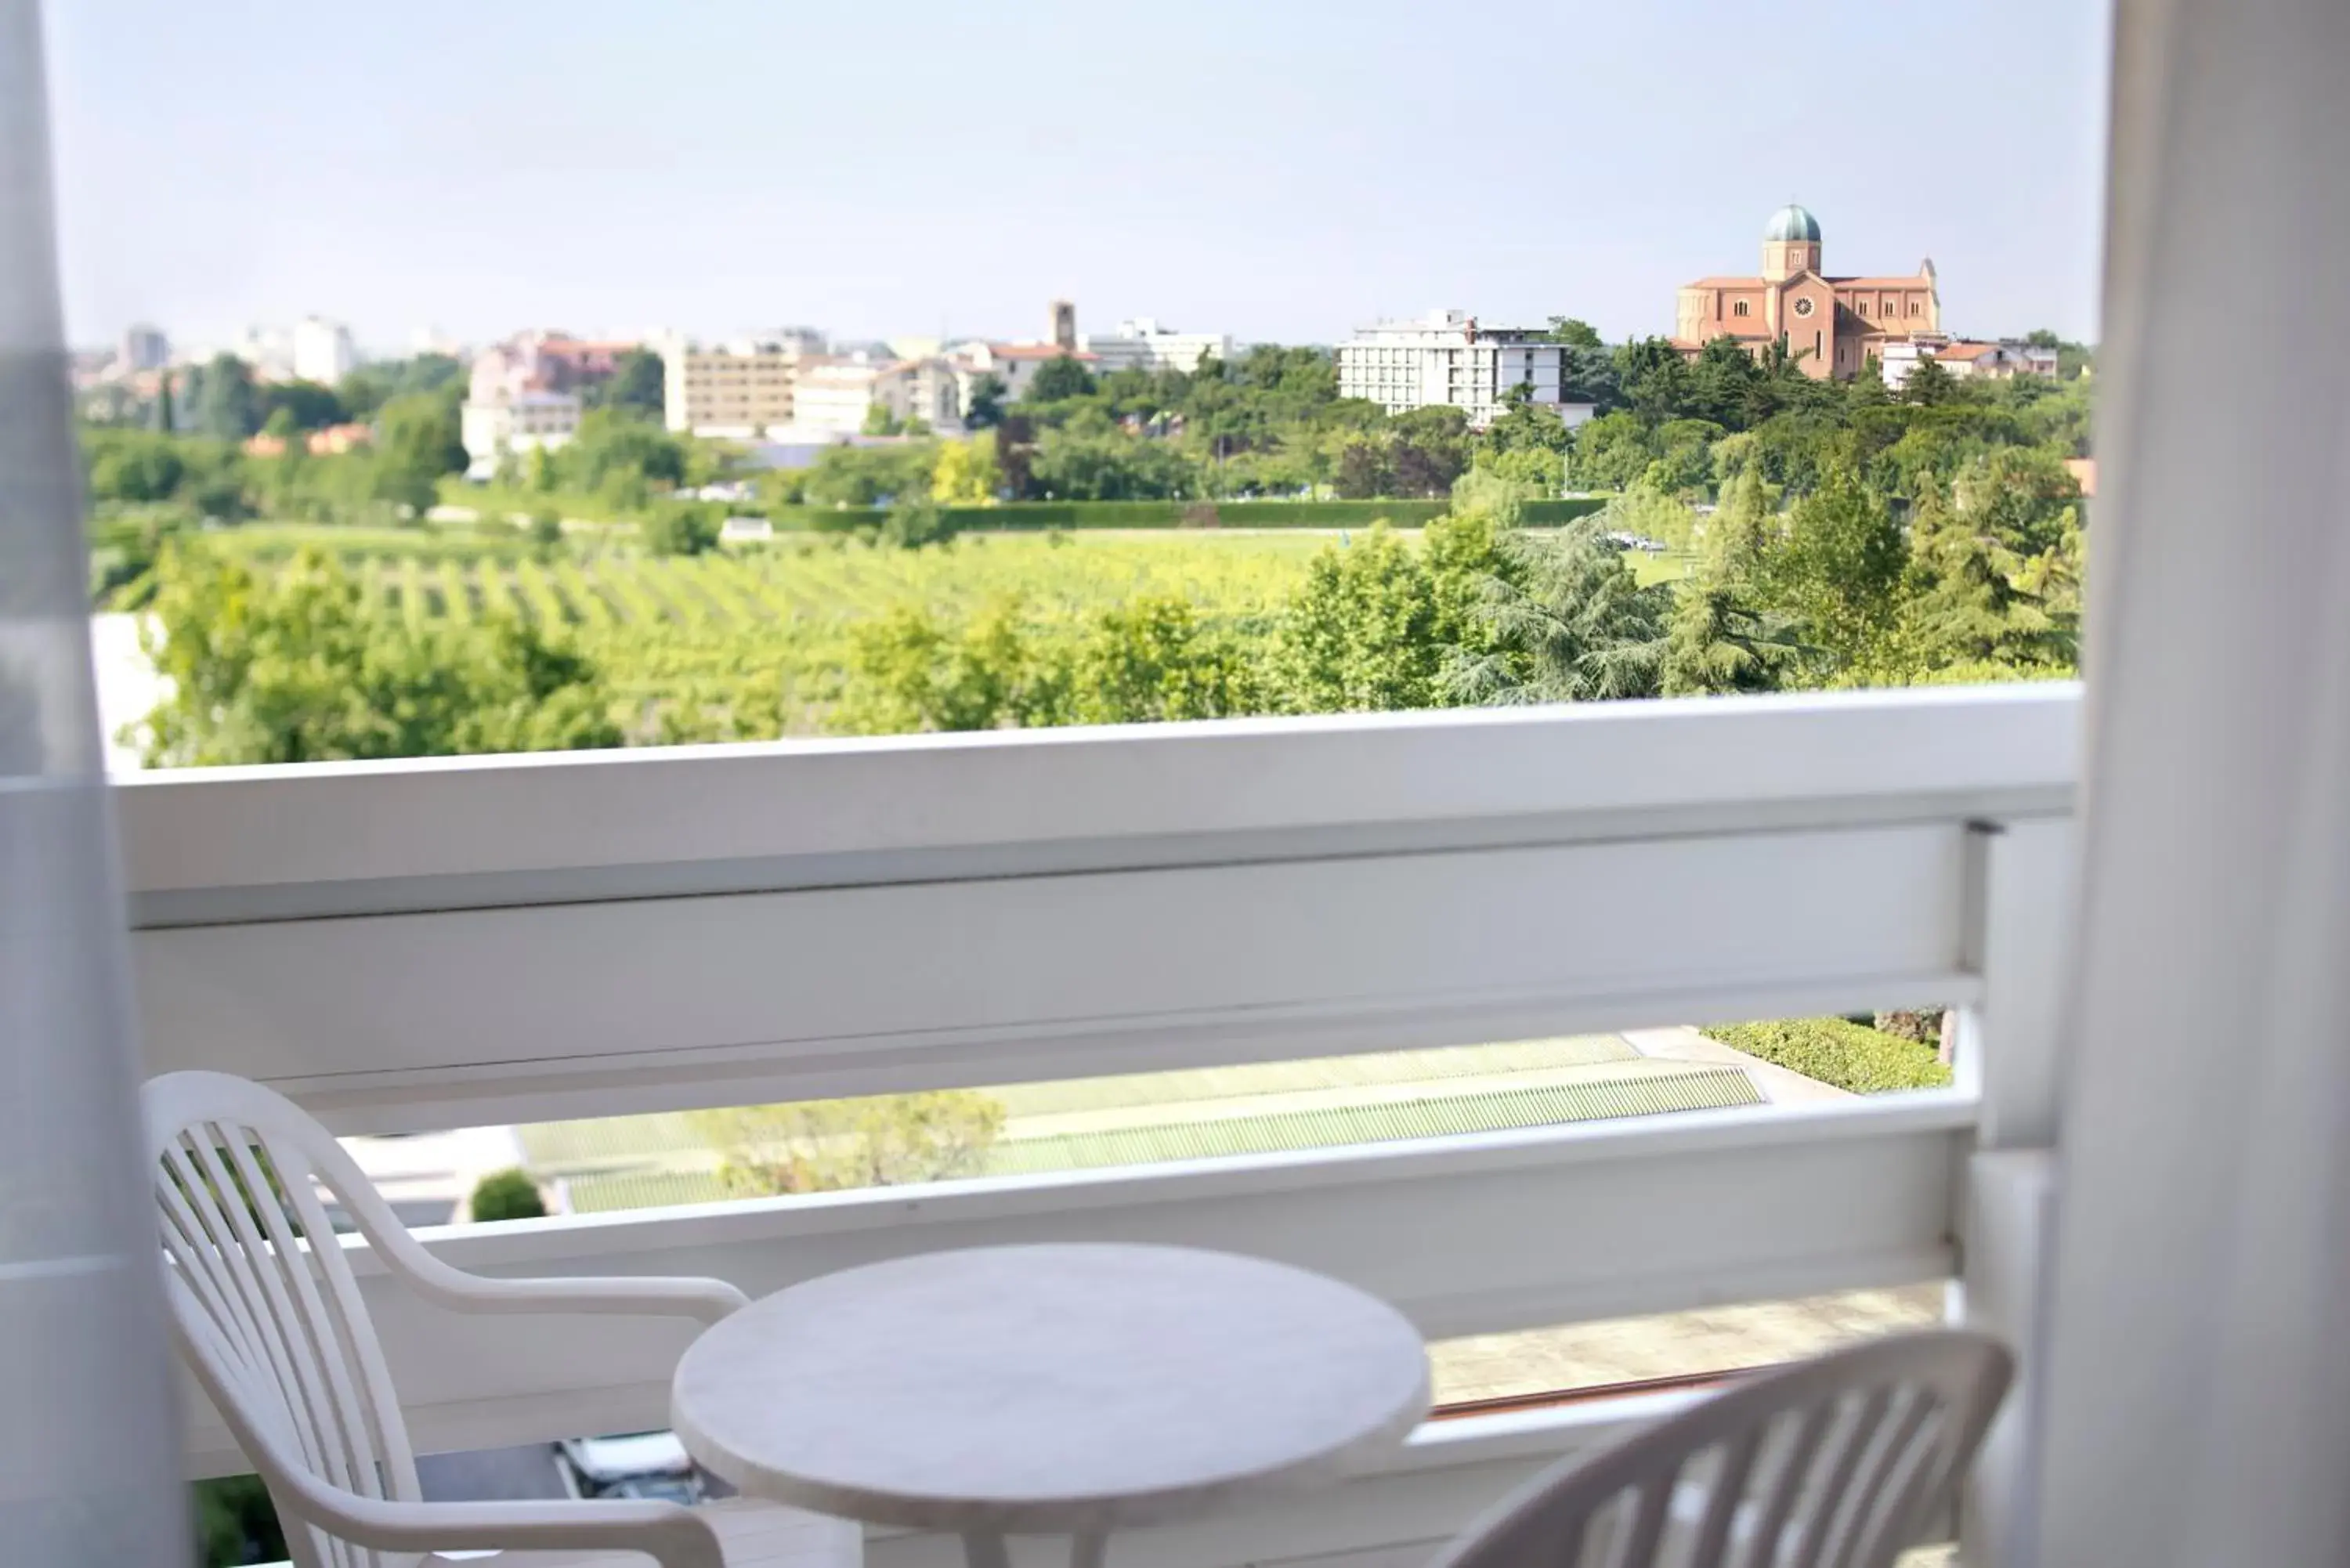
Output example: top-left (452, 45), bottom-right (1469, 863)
top-left (1429, 1331), bottom-right (2012, 1568)
top-left (1745, 1399), bottom-right (1832, 1568)
top-left (146, 1074), bottom-right (426, 1568)
top-left (1687, 1429), bottom-right (1761, 1568)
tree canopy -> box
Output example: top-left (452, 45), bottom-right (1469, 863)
top-left (139, 547), bottom-right (620, 766)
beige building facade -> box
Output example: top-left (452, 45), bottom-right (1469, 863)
top-left (1673, 205), bottom-right (1940, 381)
top-left (661, 337), bottom-right (815, 437)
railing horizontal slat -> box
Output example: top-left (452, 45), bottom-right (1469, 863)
top-left (135, 823), bottom-right (1970, 1130)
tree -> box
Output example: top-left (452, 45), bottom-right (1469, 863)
top-left (689, 1090), bottom-right (1006, 1196)
top-left (830, 598), bottom-right (1045, 734)
top-left (1546, 317), bottom-right (1605, 350)
top-left (642, 503), bottom-right (720, 556)
top-left (962, 372), bottom-right (1008, 429)
top-left (1899, 485), bottom-right (2049, 667)
top-left (1025, 354), bottom-right (1096, 403)
top-left (140, 546), bottom-right (622, 766)
top-left (1480, 392), bottom-right (1572, 470)
top-left (1688, 337), bottom-right (1764, 429)
top-left (601, 347), bottom-right (667, 419)
top-left (1274, 526), bottom-right (1446, 712)
top-left (86, 430), bottom-right (186, 504)
top-left (1661, 578), bottom-right (1802, 695)
top-left (1389, 406), bottom-right (1471, 497)
top-left (929, 436), bottom-right (1003, 504)
top-left (197, 352), bottom-right (258, 441)
top-left (1448, 520), bottom-right (1672, 703)
top-left (1701, 464), bottom-right (1774, 577)
top-left (373, 392), bottom-right (467, 515)
top-left (1902, 357), bottom-right (1958, 406)
top-left (1564, 411), bottom-right (1658, 493)
top-left (256, 379), bottom-right (345, 432)
top-left (558, 409), bottom-right (689, 496)
top-left (1615, 337), bottom-right (1699, 422)
top-left (1663, 469), bottom-right (1802, 698)
top-left (466, 1169), bottom-right (547, 1222)
top-left (860, 401), bottom-right (903, 436)
top-left (1761, 464), bottom-right (1907, 670)
top-left (1064, 596), bottom-right (1257, 724)
top-left (335, 353), bottom-right (462, 421)
top-left (1029, 424), bottom-right (1202, 500)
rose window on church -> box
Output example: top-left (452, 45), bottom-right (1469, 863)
top-left (1792, 297), bottom-right (1816, 318)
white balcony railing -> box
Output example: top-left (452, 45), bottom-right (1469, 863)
top-left (120, 685), bottom-right (2079, 1568)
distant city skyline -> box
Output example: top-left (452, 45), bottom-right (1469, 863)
top-left (45, 0), bottom-right (2112, 355)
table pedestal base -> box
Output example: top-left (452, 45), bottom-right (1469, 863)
top-left (960, 1530), bottom-right (1108, 1568)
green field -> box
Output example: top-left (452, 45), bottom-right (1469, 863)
top-left (163, 523), bottom-right (1690, 739)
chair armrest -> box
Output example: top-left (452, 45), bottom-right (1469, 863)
top-left (400, 1267), bottom-right (751, 1326)
top-left (280, 1476), bottom-right (727, 1568)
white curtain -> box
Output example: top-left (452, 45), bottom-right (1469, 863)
top-left (2031, 0), bottom-right (2350, 1562)
top-left (0, 2), bottom-right (188, 1562)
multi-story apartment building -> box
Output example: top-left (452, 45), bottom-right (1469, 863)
top-left (788, 359), bottom-right (885, 439)
top-left (885, 357), bottom-right (963, 432)
top-left (947, 341), bottom-right (1097, 408)
top-left (790, 356), bottom-right (964, 439)
top-left (461, 390), bottom-right (582, 479)
top-left (118, 323), bottom-right (168, 374)
top-left (1335, 309), bottom-right (1596, 428)
top-left (1878, 337), bottom-right (2062, 392)
top-left (661, 335), bottom-right (817, 438)
top-left (1080, 317), bottom-right (1235, 376)
top-left (470, 331), bottom-right (641, 405)
top-left (291, 316), bottom-right (359, 385)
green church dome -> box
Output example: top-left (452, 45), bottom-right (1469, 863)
top-left (1764, 204), bottom-right (1822, 243)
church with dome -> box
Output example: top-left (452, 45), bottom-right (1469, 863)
top-left (1672, 204), bottom-right (1940, 381)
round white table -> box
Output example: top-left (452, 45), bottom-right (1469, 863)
top-left (671, 1244), bottom-right (1430, 1568)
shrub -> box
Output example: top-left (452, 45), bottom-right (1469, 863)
top-left (880, 495), bottom-right (954, 549)
top-left (1701, 1018), bottom-right (1952, 1094)
top-left (194, 1474), bottom-right (285, 1568)
top-left (467, 1167), bottom-right (547, 1222)
top-left (642, 503), bottom-right (720, 557)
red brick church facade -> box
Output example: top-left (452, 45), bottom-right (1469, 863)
top-left (1673, 205), bottom-right (1940, 381)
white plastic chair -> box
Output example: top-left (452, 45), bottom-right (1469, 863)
top-left (144, 1069), bottom-right (862, 1568)
top-left (1428, 1330), bottom-right (2012, 1568)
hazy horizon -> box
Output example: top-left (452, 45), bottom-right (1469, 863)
top-left (46, 0), bottom-right (2113, 356)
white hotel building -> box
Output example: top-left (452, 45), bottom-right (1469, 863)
top-left (1336, 309), bottom-right (1596, 429)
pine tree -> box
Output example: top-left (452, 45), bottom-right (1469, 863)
top-left (1445, 521), bottom-right (1671, 703)
top-left (1663, 468), bottom-right (1800, 695)
top-left (1901, 486), bottom-right (2051, 666)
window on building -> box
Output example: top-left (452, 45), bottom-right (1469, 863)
top-left (1733, 300), bottom-right (1750, 317)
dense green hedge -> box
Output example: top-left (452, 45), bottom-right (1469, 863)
top-left (1701, 1019), bottom-right (1954, 1094)
top-left (768, 497), bottom-right (1611, 533)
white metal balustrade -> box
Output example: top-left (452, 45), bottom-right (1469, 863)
top-left (117, 685), bottom-right (2080, 1568)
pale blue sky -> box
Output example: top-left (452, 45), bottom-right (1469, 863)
top-left (45, 0), bottom-right (2112, 355)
